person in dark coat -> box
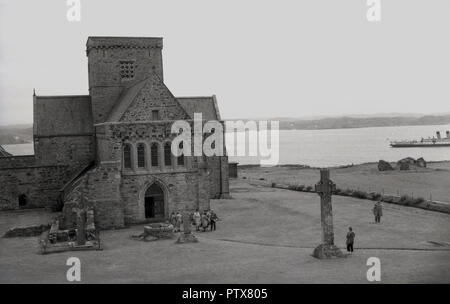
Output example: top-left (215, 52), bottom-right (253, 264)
top-left (346, 227), bottom-right (355, 253)
top-left (373, 201), bottom-right (383, 223)
top-left (201, 211), bottom-right (209, 232)
top-left (210, 210), bottom-right (218, 231)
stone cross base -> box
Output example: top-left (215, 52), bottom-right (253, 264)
top-left (176, 232), bottom-right (198, 244)
top-left (312, 243), bottom-right (345, 259)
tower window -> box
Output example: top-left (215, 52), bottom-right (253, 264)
top-left (137, 143), bottom-right (146, 168)
top-left (119, 61), bottom-right (135, 80)
top-left (164, 142), bottom-right (172, 166)
top-left (152, 110), bottom-right (160, 120)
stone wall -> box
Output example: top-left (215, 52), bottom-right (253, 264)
top-left (0, 137), bottom-right (96, 213)
top-left (0, 133), bottom-right (95, 211)
top-left (219, 156), bottom-right (230, 198)
top-left (83, 164), bottom-right (124, 229)
top-left (34, 135), bottom-right (95, 171)
top-left (205, 156), bottom-right (230, 199)
top-left (0, 156), bottom-right (73, 210)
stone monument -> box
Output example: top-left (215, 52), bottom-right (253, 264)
top-left (76, 210), bottom-right (86, 246)
top-left (176, 209), bottom-right (198, 244)
top-left (312, 169), bottom-right (344, 259)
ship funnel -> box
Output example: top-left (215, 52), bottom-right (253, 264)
top-left (436, 131), bottom-right (441, 139)
top-left (447, 131), bottom-right (450, 138)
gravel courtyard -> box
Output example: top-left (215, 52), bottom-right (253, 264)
top-left (0, 179), bottom-right (449, 283)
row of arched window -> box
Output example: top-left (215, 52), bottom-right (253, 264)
top-left (123, 142), bottom-right (185, 170)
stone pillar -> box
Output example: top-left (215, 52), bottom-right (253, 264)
top-left (312, 169), bottom-right (344, 259)
top-left (219, 156), bottom-right (231, 198)
top-left (197, 157), bottom-right (210, 211)
top-left (76, 210), bottom-right (86, 246)
top-left (176, 209), bottom-right (198, 243)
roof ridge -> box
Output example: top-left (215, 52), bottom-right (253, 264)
top-left (177, 96), bottom-right (214, 99)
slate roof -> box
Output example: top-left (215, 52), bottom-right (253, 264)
top-left (0, 145), bottom-right (12, 157)
top-left (33, 95), bottom-right (93, 137)
top-left (177, 96), bottom-right (221, 121)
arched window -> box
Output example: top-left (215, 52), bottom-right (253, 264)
top-left (123, 144), bottom-right (132, 169)
top-left (137, 143), bottom-right (146, 168)
top-left (164, 142), bottom-right (172, 166)
top-left (151, 143), bottom-right (159, 167)
top-left (177, 142), bottom-right (185, 166)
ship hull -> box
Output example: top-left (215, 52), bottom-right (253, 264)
top-left (390, 143), bottom-right (450, 148)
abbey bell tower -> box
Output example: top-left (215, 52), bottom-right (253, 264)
top-left (86, 37), bottom-right (164, 123)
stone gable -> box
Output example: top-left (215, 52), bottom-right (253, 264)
top-left (120, 76), bottom-right (189, 122)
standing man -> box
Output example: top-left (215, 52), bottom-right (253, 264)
top-left (373, 201), bottom-right (383, 223)
top-left (346, 227), bottom-right (355, 254)
top-left (210, 210), bottom-right (218, 231)
top-left (201, 211), bottom-right (209, 232)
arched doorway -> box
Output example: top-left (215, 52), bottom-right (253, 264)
top-left (144, 183), bottom-right (165, 219)
top-left (18, 194), bottom-right (27, 207)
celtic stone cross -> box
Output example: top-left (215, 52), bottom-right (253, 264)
top-left (312, 169), bottom-right (344, 259)
top-left (315, 169), bottom-right (336, 245)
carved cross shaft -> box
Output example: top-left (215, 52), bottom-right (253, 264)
top-left (183, 211), bottom-right (192, 234)
top-left (76, 210), bottom-right (86, 246)
top-left (315, 169), bottom-right (336, 245)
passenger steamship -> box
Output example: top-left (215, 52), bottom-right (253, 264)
top-left (390, 131), bottom-right (450, 148)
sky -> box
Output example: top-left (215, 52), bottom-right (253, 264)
top-left (0, 0), bottom-right (449, 125)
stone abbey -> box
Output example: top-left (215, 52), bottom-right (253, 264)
top-left (0, 37), bottom-right (230, 229)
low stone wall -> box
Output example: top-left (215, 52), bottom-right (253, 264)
top-left (132, 223), bottom-right (175, 241)
top-left (3, 224), bottom-right (51, 238)
top-left (267, 182), bottom-right (450, 215)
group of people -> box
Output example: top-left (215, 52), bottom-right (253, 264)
top-left (169, 209), bottom-right (219, 233)
top-left (345, 200), bottom-right (383, 254)
top-left (192, 209), bottom-right (218, 232)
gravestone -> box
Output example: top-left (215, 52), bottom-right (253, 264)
top-left (312, 169), bottom-right (344, 259)
top-left (76, 210), bottom-right (86, 246)
top-left (176, 210), bottom-right (198, 244)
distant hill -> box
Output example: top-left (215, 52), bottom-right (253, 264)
top-left (0, 124), bottom-right (33, 145)
top-left (1, 114), bottom-right (450, 144)
top-left (227, 114), bottom-right (450, 130)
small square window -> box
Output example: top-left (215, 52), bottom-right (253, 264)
top-left (152, 110), bottom-right (160, 120)
top-left (119, 61), bottom-right (135, 80)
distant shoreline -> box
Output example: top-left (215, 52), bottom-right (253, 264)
top-left (237, 160), bottom-right (450, 170)
top-left (224, 117), bottom-right (450, 131)
top-left (1, 117), bottom-right (450, 145)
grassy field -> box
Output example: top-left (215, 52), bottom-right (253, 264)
top-left (0, 179), bottom-right (449, 283)
top-left (240, 161), bottom-right (450, 203)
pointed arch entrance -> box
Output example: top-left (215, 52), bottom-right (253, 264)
top-left (144, 183), bottom-right (165, 219)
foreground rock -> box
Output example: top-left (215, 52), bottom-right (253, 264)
top-left (378, 160), bottom-right (394, 171)
top-left (397, 157), bottom-right (427, 170)
top-left (416, 157), bottom-right (427, 168)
